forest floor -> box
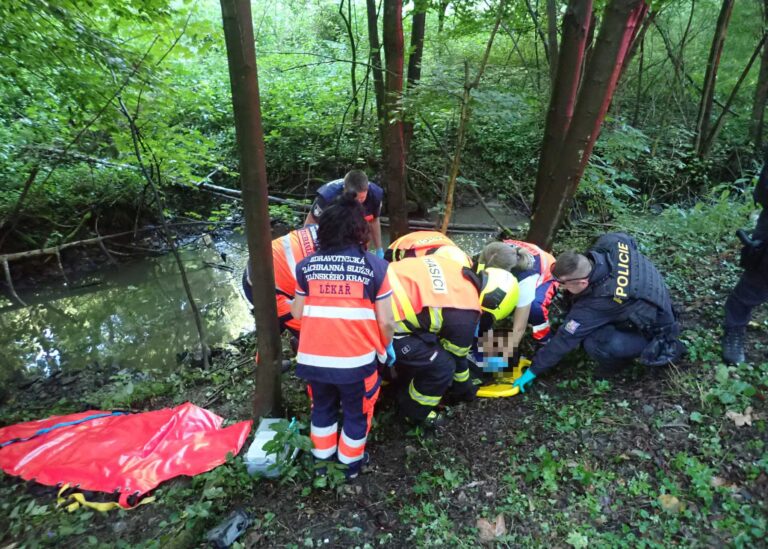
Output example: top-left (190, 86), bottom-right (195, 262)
top-left (1, 202), bottom-right (766, 548)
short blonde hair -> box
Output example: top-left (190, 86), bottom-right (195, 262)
top-left (479, 241), bottom-right (534, 273)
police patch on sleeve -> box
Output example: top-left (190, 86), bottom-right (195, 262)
top-left (564, 319), bottom-right (581, 334)
top-left (312, 203), bottom-right (323, 219)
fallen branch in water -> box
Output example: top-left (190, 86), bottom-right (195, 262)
top-left (3, 259), bottom-right (26, 306)
top-left (193, 181), bottom-right (507, 233)
top-left (0, 220), bottom-right (237, 263)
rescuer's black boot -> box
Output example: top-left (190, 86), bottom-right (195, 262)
top-left (721, 327), bottom-right (746, 365)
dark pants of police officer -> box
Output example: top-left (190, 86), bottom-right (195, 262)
top-left (392, 333), bottom-right (475, 421)
top-left (724, 255), bottom-right (768, 330)
top-left (582, 324), bottom-right (650, 373)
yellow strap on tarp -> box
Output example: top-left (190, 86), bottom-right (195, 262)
top-left (57, 484), bottom-right (155, 513)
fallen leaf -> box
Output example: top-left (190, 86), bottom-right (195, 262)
top-left (476, 514), bottom-right (506, 542)
top-left (710, 476), bottom-right (727, 487)
top-left (726, 407), bottom-right (753, 427)
top-left (710, 476), bottom-right (739, 490)
top-left (658, 494), bottom-right (684, 513)
top-left (494, 514), bottom-right (506, 537)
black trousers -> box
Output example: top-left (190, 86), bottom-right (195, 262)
top-left (582, 324), bottom-right (649, 370)
top-left (724, 255), bottom-right (768, 329)
top-left (392, 333), bottom-right (474, 421)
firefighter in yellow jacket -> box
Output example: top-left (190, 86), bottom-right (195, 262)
top-left (387, 256), bottom-right (519, 425)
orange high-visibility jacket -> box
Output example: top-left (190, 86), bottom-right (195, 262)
top-left (294, 248), bottom-right (391, 382)
top-left (272, 226), bottom-right (318, 296)
top-left (387, 255), bottom-right (480, 333)
top-left (247, 226), bottom-right (318, 297)
top-left (387, 230), bottom-right (458, 261)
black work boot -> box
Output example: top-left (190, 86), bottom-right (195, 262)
top-left (721, 327), bottom-right (746, 364)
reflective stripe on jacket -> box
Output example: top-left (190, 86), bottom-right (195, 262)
top-left (247, 226), bottom-right (318, 296)
top-left (272, 226), bottom-right (318, 295)
top-left (295, 248), bottom-right (391, 382)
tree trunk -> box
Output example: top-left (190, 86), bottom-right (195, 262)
top-left (382, 0), bottom-right (409, 239)
top-left (438, 0), bottom-right (450, 33)
top-left (403, 0), bottom-right (427, 155)
top-left (441, 64), bottom-right (472, 235)
top-left (693, 0), bottom-right (735, 157)
top-left (440, 2), bottom-right (505, 233)
top-left (631, 33), bottom-right (644, 126)
top-left (546, 0), bottom-right (559, 82)
top-left (524, 0), bottom-right (551, 64)
top-left (751, 0), bottom-right (768, 151)
top-left (366, 0), bottom-right (386, 144)
top-left (339, 0), bottom-right (359, 121)
top-left (619, 9), bottom-right (653, 81)
top-left (220, 0), bottom-right (282, 419)
top-left (528, 0), bottom-right (647, 250)
top-left (117, 98), bottom-right (211, 371)
top-left (533, 0), bottom-right (593, 212)
top-left (703, 33), bottom-right (767, 157)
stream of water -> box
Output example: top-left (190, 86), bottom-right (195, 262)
top-left (0, 205), bottom-right (524, 383)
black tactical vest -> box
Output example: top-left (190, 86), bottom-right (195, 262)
top-left (588, 233), bottom-right (684, 366)
top-left (586, 233), bottom-right (669, 312)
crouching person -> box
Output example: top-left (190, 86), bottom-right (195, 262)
top-left (243, 225), bottom-right (318, 348)
top-left (387, 256), bottom-right (518, 427)
top-left (291, 192), bottom-right (394, 479)
top-left (513, 233), bottom-right (686, 392)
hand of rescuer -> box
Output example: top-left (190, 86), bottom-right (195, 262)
top-left (375, 248), bottom-right (385, 260)
top-left (483, 356), bottom-right (506, 373)
top-left (512, 369), bottom-right (536, 393)
top-left (386, 342), bottom-right (396, 366)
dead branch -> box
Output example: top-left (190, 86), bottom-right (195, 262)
top-left (0, 221), bottom-right (235, 264)
top-left (441, 1), bottom-right (506, 233)
top-left (0, 167), bottom-right (40, 252)
top-left (118, 95), bottom-right (210, 368)
top-left (2, 259), bottom-right (26, 306)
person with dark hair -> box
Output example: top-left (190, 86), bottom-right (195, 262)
top-left (291, 192), bottom-right (394, 480)
top-left (722, 160), bottom-right (768, 364)
top-left (513, 233), bottom-right (685, 392)
top-left (304, 170), bottom-right (385, 258)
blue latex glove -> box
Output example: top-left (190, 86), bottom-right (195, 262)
top-left (375, 248), bottom-right (385, 259)
top-left (483, 356), bottom-right (506, 373)
top-left (512, 369), bottom-right (536, 393)
top-left (386, 342), bottom-right (396, 366)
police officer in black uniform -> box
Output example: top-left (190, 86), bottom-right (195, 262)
top-left (722, 161), bottom-right (768, 364)
top-left (512, 233), bottom-right (685, 391)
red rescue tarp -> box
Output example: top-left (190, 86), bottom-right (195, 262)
top-left (0, 402), bottom-right (252, 507)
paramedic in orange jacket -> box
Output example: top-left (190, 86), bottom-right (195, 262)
top-left (387, 256), bottom-right (519, 424)
top-left (477, 239), bottom-right (559, 346)
top-left (242, 225), bottom-right (318, 337)
top-left (291, 193), bottom-right (395, 479)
